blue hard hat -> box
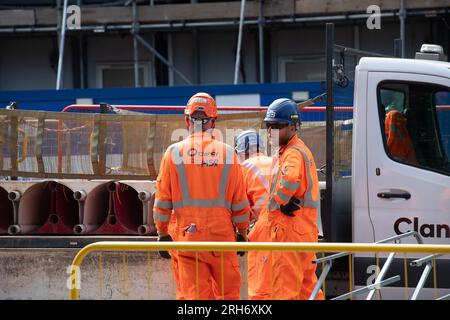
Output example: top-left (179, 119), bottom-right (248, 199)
top-left (235, 130), bottom-right (266, 154)
top-left (263, 98), bottom-right (300, 123)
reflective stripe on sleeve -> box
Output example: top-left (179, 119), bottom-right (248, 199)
top-left (231, 199), bottom-right (249, 211)
top-left (275, 189), bottom-right (292, 203)
top-left (280, 178), bottom-right (299, 191)
top-left (154, 199), bottom-right (173, 209)
top-left (291, 146), bottom-right (320, 209)
top-left (232, 212), bottom-right (250, 224)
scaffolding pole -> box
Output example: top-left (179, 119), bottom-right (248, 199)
top-left (258, 0), bottom-right (265, 83)
top-left (400, 0), bottom-right (406, 58)
top-left (234, 0), bottom-right (246, 84)
top-left (56, 0), bottom-right (69, 90)
top-left (325, 23), bottom-right (334, 242)
top-left (132, 0), bottom-right (140, 87)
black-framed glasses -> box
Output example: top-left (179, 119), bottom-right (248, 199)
top-left (190, 117), bottom-right (211, 125)
top-left (265, 122), bottom-right (289, 130)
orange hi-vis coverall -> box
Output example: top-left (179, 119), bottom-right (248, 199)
top-left (240, 152), bottom-right (272, 300)
top-left (239, 152), bottom-right (272, 221)
top-left (248, 135), bottom-right (324, 300)
top-left (385, 110), bottom-right (417, 164)
top-left (154, 131), bottom-right (250, 300)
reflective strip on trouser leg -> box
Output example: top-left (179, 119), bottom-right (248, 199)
top-left (153, 212), bottom-right (171, 223)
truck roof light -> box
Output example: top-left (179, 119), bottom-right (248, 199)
top-left (415, 44), bottom-right (447, 62)
top-left (420, 44), bottom-right (444, 54)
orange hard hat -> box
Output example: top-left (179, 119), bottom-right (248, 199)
top-left (185, 92), bottom-right (218, 119)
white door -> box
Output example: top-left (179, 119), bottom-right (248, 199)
top-left (352, 72), bottom-right (450, 299)
top-left (366, 72), bottom-right (450, 245)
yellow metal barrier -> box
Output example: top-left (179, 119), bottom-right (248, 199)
top-left (68, 241), bottom-right (450, 300)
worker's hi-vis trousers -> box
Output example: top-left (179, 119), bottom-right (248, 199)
top-left (175, 251), bottom-right (242, 300)
top-left (168, 218), bottom-right (185, 300)
top-left (248, 215), bottom-right (324, 300)
top-left (170, 252), bottom-right (182, 300)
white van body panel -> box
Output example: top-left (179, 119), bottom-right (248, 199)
top-left (364, 72), bottom-right (450, 247)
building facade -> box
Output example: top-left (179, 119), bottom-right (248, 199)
top-left (0, 0), bottom-right (449, 91)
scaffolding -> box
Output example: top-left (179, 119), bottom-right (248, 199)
top-left (1, 0), bottom-right (448, 89)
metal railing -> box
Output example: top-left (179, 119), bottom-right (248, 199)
top-left (311, 231), bottom-right (423, 300)
top-left (68, 241), bottom-right (450, 300)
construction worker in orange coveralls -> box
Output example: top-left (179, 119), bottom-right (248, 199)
top-left (385, 106), bottom-right (417, 165)
top-left (153, 92), bottom-right (250, 300)
top-left (234, 130), bottom-right (274, 300)
top-left (248, 98), bottom-right (324, 300)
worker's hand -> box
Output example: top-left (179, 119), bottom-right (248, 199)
top-left (236, 233), bottom-right (247, 256)
top-left (280, 198), bottom-right (301, 217)
top-left (158, 234), bottom-right (173, 259)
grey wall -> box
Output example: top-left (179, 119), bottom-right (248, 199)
top-left (195, 29), bottom-right (257, 85)
top-left (85, 34), bottom-right (155, 88)
top-left (271, 24), bottom-right (355, 82)
top-left (172, 31), bottom-right (197, 85)
top-left (171, 29), bottom-right (257, 85)
top-left (357, 17), bottom-right (445, 57)
top-left (0, 36), bottom-right (73, 90)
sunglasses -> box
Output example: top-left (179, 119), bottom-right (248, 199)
top-left (265, 122), bottom-right (289, 130)
top-left (190, 117), bottom-right (212, 125)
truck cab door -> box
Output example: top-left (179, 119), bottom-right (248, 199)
top-left (365, 72), bottom-right (450, 245)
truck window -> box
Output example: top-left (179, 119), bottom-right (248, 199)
top-left (435, 91), bottom-right (450, 168)
top-left (378, 82), bottom-right (450, 176)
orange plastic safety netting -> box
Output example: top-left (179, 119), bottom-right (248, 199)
top-left (0, 109), bottom-right (338, 180)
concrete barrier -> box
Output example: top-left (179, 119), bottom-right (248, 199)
top-left (0, 248), bottom-right (248, 300)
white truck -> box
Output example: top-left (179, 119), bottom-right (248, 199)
top-left (323, 41), bottom-right (450, 299)
top-left (353, 55), bottom-right (450, 244)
